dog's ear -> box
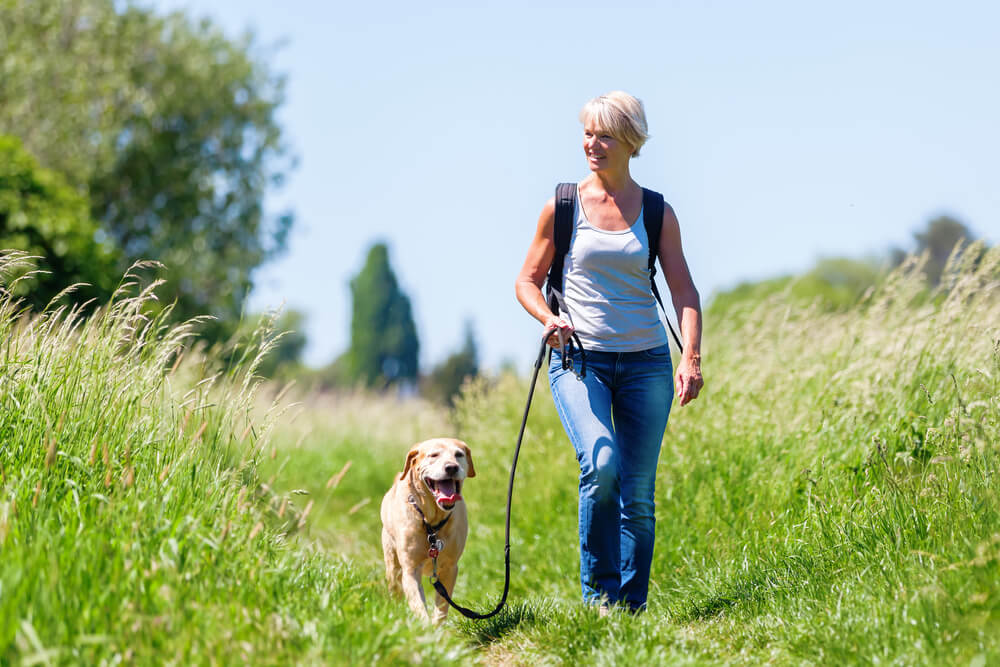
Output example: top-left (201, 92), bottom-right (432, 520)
top-left (460, 442), bottom-right (476, 478)
top-left (402, 445), bottom-right (421, 477)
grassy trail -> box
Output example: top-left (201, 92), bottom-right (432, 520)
top-left (2, 245), bottom-right (999, 664)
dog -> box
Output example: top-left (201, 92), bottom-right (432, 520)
top-left (380, 437), bottom-right (475, 624)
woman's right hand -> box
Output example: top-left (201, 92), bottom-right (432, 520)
top-left (544, 315), bottom-right (574, 348)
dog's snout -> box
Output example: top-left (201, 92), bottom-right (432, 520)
top-left (444, 463), bottom-right (459, 476)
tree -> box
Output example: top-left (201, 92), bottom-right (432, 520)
top-left (422, 321), bottom-right (479, 406)
top-left (0, 135), bottom-right (118, 308)
top-left (0, 0), bottom-right (293, 340)
top-left (913, 216), bottom-right (973, 285)
top-left (345, 243), bottom-right (420, 389)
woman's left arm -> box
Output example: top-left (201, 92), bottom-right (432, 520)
top-left (657, 203), bottom-right (704, 406)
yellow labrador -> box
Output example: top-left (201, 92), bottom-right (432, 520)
top-left (380, 437), bottom-right (475, 624)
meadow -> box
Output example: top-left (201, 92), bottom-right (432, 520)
top-left (2, 243), bottom-right (998, 665)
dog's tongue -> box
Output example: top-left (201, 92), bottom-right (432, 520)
top-left (434, 479), bottom-right (461, 504)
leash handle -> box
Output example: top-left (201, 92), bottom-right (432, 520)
top-left (432, 330), bottom-right (556, 620)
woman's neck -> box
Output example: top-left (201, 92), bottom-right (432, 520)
top-left (586, 167), bottom-right (636, 198)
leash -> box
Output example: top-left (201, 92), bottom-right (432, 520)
top-left (429, 328), bottom-right (586, 620)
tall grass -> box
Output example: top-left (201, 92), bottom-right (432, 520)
top-left (0, 251), bottom-right (472, 664)
top-left (3, 241), bottom-right (998, 664)
top-left (261, 243), bottom-right (1000, 664)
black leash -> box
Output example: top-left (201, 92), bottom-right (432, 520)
top-left (430, 329), bottom-right (586, 620)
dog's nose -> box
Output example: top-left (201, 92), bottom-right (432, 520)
top-left (444, 463), bottom-right (459, 476)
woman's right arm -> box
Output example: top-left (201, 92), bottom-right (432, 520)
top-left (515, 197), bottom-right (573, 344)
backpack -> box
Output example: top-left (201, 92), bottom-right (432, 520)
top-left (545, 182), bottom-right (683, 352)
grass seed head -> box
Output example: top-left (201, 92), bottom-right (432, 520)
top-left (45, 438), bottom-right (57, 469)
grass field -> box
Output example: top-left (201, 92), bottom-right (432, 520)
top-left (2, 244), bottom-right (999, 665)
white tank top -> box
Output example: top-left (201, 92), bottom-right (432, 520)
top-left (559, 189), bottom-right (668, 352)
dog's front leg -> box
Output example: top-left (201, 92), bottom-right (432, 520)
top-left (432, 562), bottom-right (458, 625)
top-left (400, 563), bottom-right (429, 621)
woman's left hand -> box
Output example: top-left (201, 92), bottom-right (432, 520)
top-left (675, 354), bottom-right (703, 406)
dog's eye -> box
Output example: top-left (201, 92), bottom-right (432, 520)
top-left (455, 451), bottom-right (465, 458)
top-left (428, 452), bottom-right (440, 458)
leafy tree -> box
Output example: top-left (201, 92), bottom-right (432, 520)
top-left (913, 216), bottom-right (973, 285)
top-left (0, 0), bottom-right (293, 340)
top-left (0, 135), bottom-right (118, 308)
top-left (345, 243), bottom-right (419, 389)
top-left (422, 321), bottom-right (479, 406)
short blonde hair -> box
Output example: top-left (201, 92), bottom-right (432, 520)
top-left (579, 91), bottom-right (649, 157)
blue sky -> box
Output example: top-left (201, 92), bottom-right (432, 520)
top-left (154, 0), bottom-right (999, 371)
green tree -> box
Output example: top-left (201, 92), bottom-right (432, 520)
top-left (913, 215), bottom-right (974, 285)
top-left (345, 243), bottom-right (419, 389)
top-left (0, 135), bottom-right (118, 308)
top-left (0, 0), bottom-right (293, 340)
top-left (422, 321), bottom-right (479, 406)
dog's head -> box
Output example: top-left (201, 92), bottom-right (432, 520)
top-left (402, 438), bottom-right (475, 511)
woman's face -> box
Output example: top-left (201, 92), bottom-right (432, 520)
top-left (582, 120), bottom-right (632, 173)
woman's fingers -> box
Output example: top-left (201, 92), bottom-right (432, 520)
top-left (675, 371), bottom-right (702, 406)
top-left (544, 319), bottom-right (573, 348)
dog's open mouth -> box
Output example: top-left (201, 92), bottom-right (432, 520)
top-left (425, 477), bottom-right (462, 509)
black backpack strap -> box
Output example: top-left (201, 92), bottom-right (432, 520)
top-left (546, 182), bottom-right (577, 314)
top-left (642, 188), bottom-right (684, 353)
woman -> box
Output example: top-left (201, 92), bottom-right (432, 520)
top-left (515, 91), bottom-right (704, 613)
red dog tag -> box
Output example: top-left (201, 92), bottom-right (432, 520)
top-left (428, 547), bottom-right (439, 558)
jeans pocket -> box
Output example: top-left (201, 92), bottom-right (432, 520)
top-left (642, 344), bottom-right (670, 359)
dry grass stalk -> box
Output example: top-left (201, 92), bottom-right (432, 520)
top-left (277, 498), bottom-right (287, 518)
top-left (102, 442), bottom-right (110, 467)
top-left (326, 461), bottom-right (352, 490)
top-left (32, 481), bottom-right (41, 507)
top-left (104, 468), bottom-right (112, 489)
top-left (239, 422), bottom-right (254, 444)
top-left (249, 521), bottom-right (263, 539)
top-left (168, 350), bottom-right (184, 375)
top-left (88, 438), bottom-right (98, 466)
top-left (347, 497), bottom-right (370, 515)
top-left (122, 466), bottom-right (134, 488)
top-left (159, 463), bottom-right (170, 483)
top-left (297, 500), bottom-right (314, 529)
top-left (191, 420), bottom-right (208, 443)
top-left (44, 438), bottom-right (56, 469)
top-left (178, 410), bottom-right (191, 438)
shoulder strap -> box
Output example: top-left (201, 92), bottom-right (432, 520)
top-left (546, 182), bottom-right (576, 314)
top-left (642, 187), bottom-right (665, 307)
top-left (642, 188), bottom-right (684, 352)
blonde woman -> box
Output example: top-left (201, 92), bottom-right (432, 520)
top-left (515, 91), bottom-right (704, 613)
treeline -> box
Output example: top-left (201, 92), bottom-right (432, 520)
top-left (0, 0), bottom-right (291, 343)
top-left (0, 2), bottom-right (985, 407)
top-left (266, 242), bottom-right (480, 406)
top-left (0, 1), bottom-right (477, 404)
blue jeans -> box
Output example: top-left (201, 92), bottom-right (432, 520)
top-left (549, 343), bottom-right (673, 610)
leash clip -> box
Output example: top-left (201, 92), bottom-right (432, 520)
top-left (427, 534), bottom-right (443, 559)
